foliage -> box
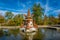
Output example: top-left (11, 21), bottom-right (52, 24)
top-left (0, 3), bottom-right (60, 26)
top-left (43, 15), bottom-right (49, 25)
top-left (0, 15), bottom-right (5, 26)
top-left (5, 11), bottom-right (14, 20)
top-left (13, 14), bottom-right (23, 26)
top-left (2, 12), bottom-right (24, 26)
top-left (58, 14), bottom-right (60, 24)
top-left (32, 3), bottom-right (44, 25)
top-left (48, 15), bottom-right (57, 25)
top-left (6, 19), bottom-right (16, 26)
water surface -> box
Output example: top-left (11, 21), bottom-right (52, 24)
top-left (0, 28), bottom-right (60, 40)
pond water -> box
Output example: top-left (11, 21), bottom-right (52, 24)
top-left (0, 28), bottom-right (60, 40)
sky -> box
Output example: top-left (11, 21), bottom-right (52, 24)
top-left (0, 0), bottom-right (60, 17)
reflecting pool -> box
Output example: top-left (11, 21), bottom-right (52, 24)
top-left (0, 28), bottom-right (60, 40)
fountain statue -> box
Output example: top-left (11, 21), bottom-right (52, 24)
top-left (20, 9), bottom-right (38, 40)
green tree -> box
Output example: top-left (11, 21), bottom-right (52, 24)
top-left (32, 3), bottom-right (44, 25)
top-left (54, 18), bottom-right (58, 25)
top-left (5, 11), bottom-right (14, 26)
top-left (48, 15), bottom-right (55, 25)
top-left (13, 14), bottom-right (23, 26)
top-left (6, 19), bottom-right (16, 26)
top-left (44, 15), bottom-right (48, 25)
top-left (5, 11), bottom-right (14, 20)
top-left (0, 15), bottom-right (5, 25)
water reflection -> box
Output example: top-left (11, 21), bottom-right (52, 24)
top-left (0, 30), bottom-right (4, 37)
top-left (33, 29), bottom-right (44, 40)
top-left (0, 28), bottom-right (60, 40)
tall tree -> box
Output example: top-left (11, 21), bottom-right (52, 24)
top-left (32, 3), bottom-right (44, 25)
top-left (5, 11), bottom-right (14, 20)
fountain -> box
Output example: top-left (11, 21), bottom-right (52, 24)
top-left (20, 9), bottom-right (38, 40)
